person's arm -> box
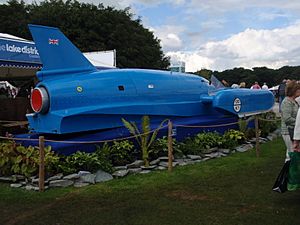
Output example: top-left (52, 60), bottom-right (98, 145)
top-left (294, 140), bottom-right (300, 151)
top-left (281, 100), bottom-right (297, 127)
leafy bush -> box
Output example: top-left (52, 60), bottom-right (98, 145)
top-left (194, 132), bottom-right (223, 150)
top-left (52, 140), bottom-right (135, 174)
top-left (259, 111), bottom-right (279, 137)
top-left (150, 136), bottom-right (182, 159)
top-left (223, 129), bottom-right (245, 143)
top-left (58, 149), bottom-right (113, 174)
top-left (0, 141), bottom-right (15, 175)
top-left (178, 132), bottom-right (222, 156)
top-left (94, 143), bottom-right (115, 172)
top-left (108, 140), bottom-right (135, 166)
top-left (220, 129), bottom-right (245, 149)
top-left (179, 137), bottom-right (204, 155)
top-left (0, 141), bottom-right (59, 177)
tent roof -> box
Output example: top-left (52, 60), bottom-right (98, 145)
top-left (83, 50), bottom-right (116, 68)
top-left (0, 33), bottom-right (28, 42)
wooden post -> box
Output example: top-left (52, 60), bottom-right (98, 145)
top-left (168, 120), bottom-right (173, 172)
top-left (255, 115), bottom-right (260, 157)
top-left (39, 136), bottom-right (45, 192)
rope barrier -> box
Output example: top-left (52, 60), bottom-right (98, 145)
top-left (0, 120), bottom-right (28, 123)
top-left (0, 124), bottom-right (169, 144)
top-left (0, 116), bottom-right (281, 145)
top-left (175, 121), bottom-right (239, 128)
top-left (0, 121), bottom-right (239, 144)
top-left (258, 117), bottom-right (282, 122)
top-left (0, 136), bottom-right (40, 142)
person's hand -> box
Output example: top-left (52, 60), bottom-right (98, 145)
top-left (294, 140), bottom-right (300, 152)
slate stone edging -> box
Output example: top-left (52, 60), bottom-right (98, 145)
top-left (1, 130), bottom-right (280, 191)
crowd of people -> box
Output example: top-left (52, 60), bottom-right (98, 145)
top-left (222, 80), bottom-right (269, 90)
top-left (219, 78), bottom-right (300, 161)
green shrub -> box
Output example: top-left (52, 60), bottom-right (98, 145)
top-left (108, 140), bottom-right (135, 166)
top-left (194, 132), bottom-right (223, 150)
top-left (58, 149), bottom-right (113, 174)
top-left (59, 140), bottom-right (136, 174)
top-left (94, 143), bottom-right (114, 173)
top-left (150, 136), bottom-right (182, 159)
top-left (221, 129), bottom-right (245, 149)
top-left (223, 129), bottom-right (245, 143)
top-left (0, 141), bottom-right (15, 176)
top-left (245, 128), bottom-right (256, 139)
top-left (0, 141), bottom-right (59, 177)
top-left (259, 111), bottom-right (279, 137)
top-left (178, 132), bottom-right (222, 156)
top-left (179, 137), bottom-right (204, 155)
top-left (44, 147), bottom-right (61, 175)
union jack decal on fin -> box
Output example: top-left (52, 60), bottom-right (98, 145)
top-left (48, 38), bottom-right (59, 45)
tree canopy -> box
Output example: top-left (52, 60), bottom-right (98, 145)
top-left (0, 0), bottom-right (170, 69)
top-left (194, 66), bottom-right (300, 88)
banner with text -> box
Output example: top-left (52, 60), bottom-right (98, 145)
top-left (0, 38), bottom-right (41, 64)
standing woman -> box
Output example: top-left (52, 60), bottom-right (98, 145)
top-left (281, 81), bottom-right (300, 161)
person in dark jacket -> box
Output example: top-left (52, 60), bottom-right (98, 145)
top-left (278, 79), bottom-right (287, 112)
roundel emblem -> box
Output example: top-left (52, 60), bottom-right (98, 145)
top-left (233, 98), bottom-right (241, 112)
top-left (76, 86), bottom-right (83, 93)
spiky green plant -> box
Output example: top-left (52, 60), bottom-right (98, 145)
top-left (122, 116), bottom-right (167, 167)
top-left (238, 118), bottom-right (248, 134)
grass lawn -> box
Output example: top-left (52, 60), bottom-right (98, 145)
top-left (1, 138), bottom-right (300, 225)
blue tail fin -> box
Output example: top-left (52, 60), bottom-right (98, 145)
top-left (28, 24), bottom-right (96, 80)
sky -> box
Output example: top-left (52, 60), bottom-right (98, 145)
top-left (3, 0), bottom-right (300, 72)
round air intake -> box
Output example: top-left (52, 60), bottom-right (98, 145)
top-left (30, 87), bottom-right (49, 113)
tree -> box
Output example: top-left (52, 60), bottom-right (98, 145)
top-left (194, 66), bottom-right (300, 88)
top-left (0, 0), bottom-right (170, 69)
top-left (0, 0), bottom-right (29, 38)
top-left (194, 69), bottom-right (213, 80)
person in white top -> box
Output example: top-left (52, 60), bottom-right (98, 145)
top-left (294, 109), bottom-right (300, 152)
top-left (296, 96), bottom-right (300, 105)
top-left (262, 82), bottom-right (268, 90)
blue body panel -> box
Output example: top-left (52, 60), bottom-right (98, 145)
top-left (27, 68), bottom-right (219, 134)
top-left (19, 115), bottom-right (239, 155)
top-left (26, 25), bottom-right (275, 134)
top-left (212, 88), bottom-right (274, 116)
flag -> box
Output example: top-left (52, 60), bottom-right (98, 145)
top-left (48, 39), bottom-right (59, 45)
